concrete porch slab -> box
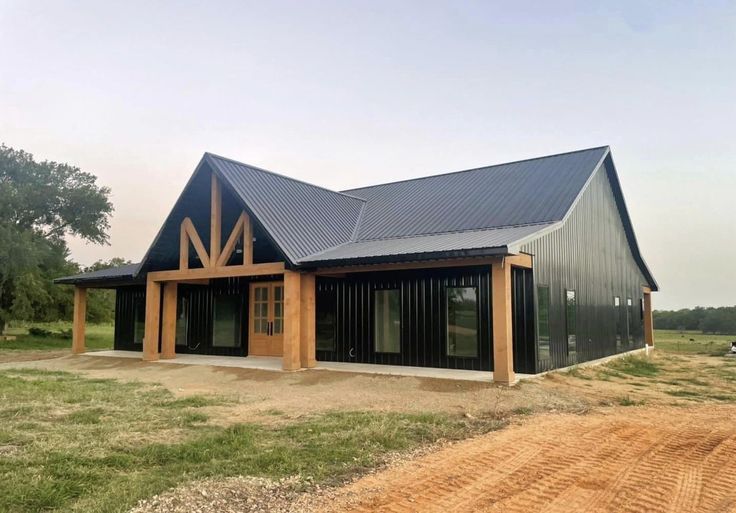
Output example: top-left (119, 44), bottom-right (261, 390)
top-left (83, 351), bottom-right (535, 383)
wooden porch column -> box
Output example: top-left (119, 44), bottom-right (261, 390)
top-left (491, 260), bottom-right (514, 385)
top-left (643, 287), bottom-right (654, 347)
top-left (490, 254), bottom-right (532, 385)
top-left (143, 278), bottom-right (162, 361)
top-left (160, 282), bottom-right (178, 359)
top-left (282, 270), bottom-right (302, 371)
top-left (72, 286), bottom-right (87, 354)
top-left (300, 273), bottom-right (316, 368)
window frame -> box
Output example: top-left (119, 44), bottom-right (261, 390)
top-left (445, 285), bottom-right (480, 359)
top-left (133, 297), bottom-right (146, 345)
top-left (316, 286), bottom-right (337, 352)
top-left (373, 288), bottom-right (402, 354)
top-left (536, 284), bottom-right (551, 362)
top-left (211, 294), bottom-right (242, 348)
top-left (565, 289), bottom-right (577, 357)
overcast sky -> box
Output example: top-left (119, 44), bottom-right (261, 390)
top-left (1, 1), bottom-right (734, 310)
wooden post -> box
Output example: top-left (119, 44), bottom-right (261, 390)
top-left (143, 279), bottom-right (162, 361)
top-left (643, 287), bottom-right (654, 347)
top-left (491, 259), bottom-right (515, 385)
top-left (282, 270), bottom-right (302, 371)
top-left (300, 273), bottom-right (316, 368)
top-left (210, 173), bottom-right (221, 266)
top-left (72, 286), bottom-right (87, 354)
top-left (160, 282), bottom-right (178, 359)
top-left (243, 213), bottom-right (253, 266)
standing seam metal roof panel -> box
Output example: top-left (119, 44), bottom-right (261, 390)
top-left (206, 154), bottom-right (365, 263)
top-left (343, 147), bottom-right (608, 241)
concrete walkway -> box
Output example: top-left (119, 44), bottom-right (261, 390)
top-left (84, 350), bottom-right (531, 383)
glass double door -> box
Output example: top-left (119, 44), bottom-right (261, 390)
top-left (248, 281), bottom-right (284, 356)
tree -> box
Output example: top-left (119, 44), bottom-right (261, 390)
top-left (0, 144), bottom-right (113, 333)
top-left (84, 258), bottom-right (132, 323)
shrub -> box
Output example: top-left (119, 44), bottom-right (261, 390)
top-left (28, 327), bottom-right (54, 338)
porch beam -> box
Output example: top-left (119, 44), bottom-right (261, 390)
top-left (72, 286), bottom-right (87, 354)
top-left (143, 279), bottom-right (162, 361)
top-left (210, 174), bottom-right (222, 266)
top-left (160, 282), bottom-right (178, 359)
top-left (148, 262), bottom-right (285, 282)
top-left (300, 273), bottom-right (316, 368)
top-left (314, 255), bottom-right (532, 275)
top-left (282, 270), bottom-right (302, 371)
top-left (643, 286), bottom-right (654, 347)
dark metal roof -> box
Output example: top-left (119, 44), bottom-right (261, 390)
top-left (301, 223), bottom-right (556, 265)
top-left (57, 145), bottom-right (657, 290)
top-left (54, 263), bottom-right (141, 287)
top-left (344, 147), bottom-right (609, 241)
top-left (207, 153), bottom-right (365, 263)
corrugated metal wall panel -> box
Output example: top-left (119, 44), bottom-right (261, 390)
top-left (316, 266), bottom-right (493, 371)
top-left (522, 165), bottom-right (648, 371)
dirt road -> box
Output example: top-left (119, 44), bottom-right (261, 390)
top-left (318, 405), bottom-right (736, 513)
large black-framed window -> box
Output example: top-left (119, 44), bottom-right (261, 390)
top-left (614, 295), bottom-right (622, 351)
top-left (446, 286), bottom-right (479, 358)
top-left (374, 289), bottom-right (401, 353)
top-left (537, 285), bottom-right (551, 362)
top-left (176, 295), bottom-right (188, 347)
top-left (316, 287), bottom-right (336, 352)
top-left (212, 295), bottom-right (241, 348)
top-left (626, 297), bottom-right (633, 346)
top-left (133, 297), bottom-right (145, 345)
top-left (565, 289), bottom-right (577, 359)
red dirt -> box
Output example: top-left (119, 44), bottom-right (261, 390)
top-left (318, 405), bottom-right (736, 513)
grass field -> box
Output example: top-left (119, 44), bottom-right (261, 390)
top-left (654, 329), bottom-right (733, 355)
top-left (0, 368), bottom-right (494, 513)
top-left (0, 325), bottom-right (734, 511)
top-left (2, 322), bottom-right (113, 351)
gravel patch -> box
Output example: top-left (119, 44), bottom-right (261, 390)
top-left (129, 476), bottom-right (304, 513)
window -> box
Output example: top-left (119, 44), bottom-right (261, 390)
top-left (614, 296), bottom-right (622, 351)
top-left (316, 287), bottom-right (336, 352)
top-left (537, 286), bottom-right (551, 361)
top-left (212, 295), bottom-right (240, 348)
top-left (446, 286), bottom-right (478, 357)
top-left (374, 289), bottom-right (401, 353)
top-left (133, 298), bottom-right (145, 345)
top-left (626, 298), bottom-right (633, 345)
top-left (176, 296), bottom-right (188, 346)
top-left (565, 290), bottom-right (577, 358)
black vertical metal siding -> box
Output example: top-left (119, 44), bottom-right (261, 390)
top-left (522, 165), bottom-right (647, 371)
top-left (316, 266), bottom-right (493, 371)
top-left (113, 275), bottom-right (283, 356)
top-left (114, 286), bottom-right (145, 350)
top-left (512, 267), bottom-right (537, 374)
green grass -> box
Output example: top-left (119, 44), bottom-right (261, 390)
top-left (0, 369), bottom-right (491, 513)
top-left (606, 355), bottom-right (659, 377)
top-left (1, 322), bottom-right (113, 351)
top-left (654, 329), bottom-right (732, 355)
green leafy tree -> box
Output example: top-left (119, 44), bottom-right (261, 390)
top-left (0, 144), bottom-right (113, 333)
top-left (84, 258), bottom-right (132, 323)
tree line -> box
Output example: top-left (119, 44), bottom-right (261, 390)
top-left (0, 144), bottom-right (116, 333)
top-left (654, 306), bottom-right (736, 335)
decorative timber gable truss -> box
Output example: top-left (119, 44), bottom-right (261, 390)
top-left (178, 174), bottom-right (254, 273)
